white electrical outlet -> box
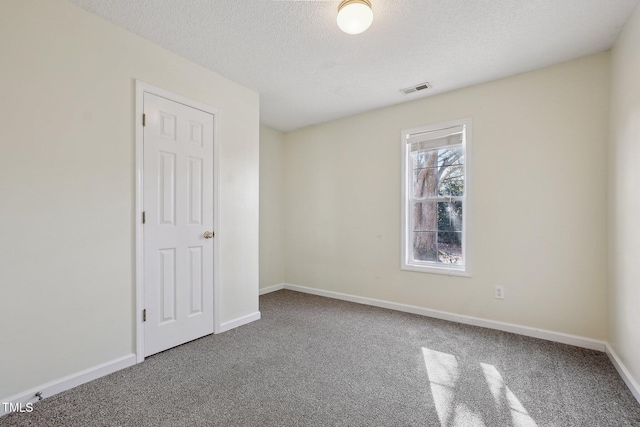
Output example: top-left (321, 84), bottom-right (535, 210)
top-left (495, 286), bottom-right (505, 300)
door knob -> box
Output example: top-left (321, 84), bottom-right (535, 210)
top-left (203, 231), bottom-right (214, 239)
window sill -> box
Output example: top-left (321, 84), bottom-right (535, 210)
top-left (401, 263), bottom-right (471, 277)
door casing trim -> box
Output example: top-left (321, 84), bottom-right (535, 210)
top-left (134, 80), bottom-right (220, 363)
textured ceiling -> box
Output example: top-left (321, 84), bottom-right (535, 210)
top-left (68, 0), bottom-right (639, 132)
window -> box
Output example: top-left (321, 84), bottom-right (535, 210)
top-left (401, 118), bottom-right (471, 276)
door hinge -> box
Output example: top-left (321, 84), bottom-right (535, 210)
top-left (142, 113), bottom-right (146, 127)
top-left (142, 309), bottom-right (146, 322)
top-left (142, 211), bottom-right (146, 224)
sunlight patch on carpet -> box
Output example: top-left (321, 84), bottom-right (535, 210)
top-left (480, 363), bottom-right (538, 427)
top-left (422, 347), bottom-right (538, 427)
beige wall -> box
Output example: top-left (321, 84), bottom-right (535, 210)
top-left (260, 125), bottom-right (285, 288)
top-left (0, 0), bottom-right (259, 398)
top-left (609, 4), bottom-right (640, 389)
top-left (283, 53), bottom-right (610, 340)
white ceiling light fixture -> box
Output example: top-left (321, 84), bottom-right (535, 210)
top-left (337, 0), bottom-right (373, 35)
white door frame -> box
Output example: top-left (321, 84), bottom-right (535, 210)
top-left (134, 80), bottom-right (220, 363)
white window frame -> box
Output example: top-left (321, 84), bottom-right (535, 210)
top-left (400, 118), bottom-right (472, 276)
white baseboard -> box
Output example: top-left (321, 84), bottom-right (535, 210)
top-left (606, 344), bottom-right (640, 404)
top-left (217, 311), bottom-right (261, 333)
top-left (1, 353), bottom-right (136, 417)
top-left (259, 283), bottom-right (285, 295)
top-left (282, 283), bottom-right (606, 352)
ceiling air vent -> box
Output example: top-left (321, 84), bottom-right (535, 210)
top-left (401, 82), bottom-right (431, 95)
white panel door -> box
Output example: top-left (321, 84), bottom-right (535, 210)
top-left (143, 92), bottom-right (214, 357)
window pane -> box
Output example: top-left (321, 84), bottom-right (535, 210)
top-left (437, 232), bottom-right (462, 265)
top-left (412, 150), bottom-right (426, 168)
top-left (412, 201), bottom-right (437, 231)
top-left (438, 147), bottom-right (463, 167)
top-left (413, 168), bottom-right (438, 197)
top-left (437, 165), bottom-right (464, 197)
top-left (412, 150), bottom-right (439, 197)
top-left (413, 231), bottom-right (437, 262)
top-left (437, 201), bottom-right (463, 232)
